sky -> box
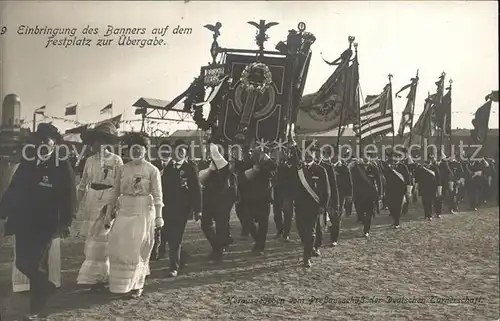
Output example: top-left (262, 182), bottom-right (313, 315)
top-left (0, 1), bottom-right (498, 135)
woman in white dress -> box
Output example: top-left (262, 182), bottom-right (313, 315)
top-left (104, 133), bottom-right (164, 298)
top-left (75, 122), bottom-right (123, 291)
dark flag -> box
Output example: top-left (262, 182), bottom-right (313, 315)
top-left (396, 72), bottom-right (419, 137)
top-left (413, 95), bottom-right (434, 138)
top-left (65, 104), bottom-right (77, 116)
top-left (436, 87), bottom-right (452, 136)
top-left (470, 100), bottom-right (492, 143)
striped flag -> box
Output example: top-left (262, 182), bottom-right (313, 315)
top-left (357, 83), bottom-right (394, 140)
top-left (100, 103), bottom-right (112, 115)
top-left (64, 104), bottom-right (77, 116)
top-left (35, 105), bottom-right (46, 115)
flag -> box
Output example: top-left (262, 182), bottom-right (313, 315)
top-left (396, 73), bottom-right (419, 137)
top-left (35, 105), bottom-right (46, 115)
top-left (413, 96), bottom-right (434, 138)
top-left (100, 103), bottom-right (112, 115)
top-left (470, 100), bottom-right (492, 143)
top-left (95, 114), bottom-right (122, 128)
top-left (436, 88), bottom-right (452, 136)
top-left (295, 52), bottom-right (358, 134)
top-left (357, 82), bottom-right (393, 140)
top-left (65, 104), bottom-right (77, 116)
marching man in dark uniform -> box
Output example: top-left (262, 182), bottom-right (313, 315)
top-left (383, 149), bottom-right (412, 228)
top-left (292, 141), bottom-right (329, 267)
top-left (415, 154), bottom-right (442, 220)
top-left (236, 147), bottom-right (276, 255)
top-left (198, 143), bottom-right (236, 262)
top-left (317, 147), bottom-right (338, 251)
top-left (468, 157), bottom-right (487, 210)
top-left (437, 153), bottom-right (455, 215)
top-left (160, 139), bottom-right (202, 277)
top-left (447, 154), bottom-right (465, 213)
top-left (0, 123), bottom-right (76, 320)
top-left (350, 152), bottom-right (381, 237)
top-left (272, 149), bottom-right (296, 242)
top-left (329, 150), bottom-right (353, 246)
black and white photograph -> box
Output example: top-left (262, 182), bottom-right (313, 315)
top-left (0, 1), bottom-right (498, 320)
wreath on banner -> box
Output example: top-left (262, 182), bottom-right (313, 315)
top-left (240, 62), bottom-right (273, 93)
top-left (186, 76), bottom-right (225, 131)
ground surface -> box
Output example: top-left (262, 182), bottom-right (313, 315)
top-left (0, 204), bottom-right (499, 321)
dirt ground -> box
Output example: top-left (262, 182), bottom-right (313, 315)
top-left (0, 204), bottom-right (498, 321)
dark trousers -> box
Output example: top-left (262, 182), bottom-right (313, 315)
top-left (421, 190), bottom-right (437, 218)
top-left (468, 178), bottom-right (482, 209)
top-left (164, 217), bottom-right (188, 272)
top-left (314, 216), bottom-right (323, 249)
top-left (329, 196), bottom-right (344, 243)
top-left (295, 204), bottom-right (319, 261)
top-left (15, 232), bottom-right (56, 314)
top-left (201, 198), bottom-right (233, 256)
top-left (444, 183), bottom-right (458, 211)
top-left (241, 201), bottom-right (271, 251)
top-left (354, 199), bottom-right (375, 234)
top-left (235, 201), bottom-right (249, 236)
top-left (272, 192), bottom-right (294, 237)
top-left (387, 193), bottom-right (405, 225)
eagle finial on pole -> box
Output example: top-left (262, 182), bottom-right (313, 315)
top-left (247, 19), bottom-right (279, 56)
top-left (204, 22), bottom-right (222, 64)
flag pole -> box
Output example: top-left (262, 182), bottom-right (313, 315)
top-left (447, 79), bottom-right (453, 156)
top-left (388, 74), bottom-right (395, 146)
top-left (32, 111), bottom-right (36, 132)
top-left (408, 69), bottom-right (419, 148)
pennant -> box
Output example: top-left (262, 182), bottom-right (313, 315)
top-left (470, 100), bottom-right (492, 143)
top-left (64, 104), bottom-right (77, 116)
top-left (100, 103), bottom-right (112, 115)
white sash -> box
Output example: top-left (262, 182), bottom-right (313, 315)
top-left (422, 166), bottom-right (435, 176)
top-left (392, 168), bottom-right (405, 183)
top-left (297, 168), bottom-right (320, 204)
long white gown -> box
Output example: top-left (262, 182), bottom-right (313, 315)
top-left (106, 159), bottom-right (163, 293)
top-left (76, 151), bottom-right (123, 285)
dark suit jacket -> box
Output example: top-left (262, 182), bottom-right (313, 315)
top-left (415, 163), bottom-right (440, 196)
top-left (293, 162), bottom-right (330, 210)
top-left (351, 162), bottom-right (380, 202)
top-left (319, 161), bottom-right (340, 212)
top-left (0, 157), bottom-right (76, 237)
top-left (334, 161), bottom-right (353, 198)
top-left (383, 161), bottom-right (410, 196)
top-left (161, 160), bottom-right (201, 219)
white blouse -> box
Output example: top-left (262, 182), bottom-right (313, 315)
top-left (77, 151), bottom-right (123, 193)
top-left (108, 159), bottom-right (163, 207)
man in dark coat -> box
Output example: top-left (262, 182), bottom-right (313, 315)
top-left (415, 155), bottom-right (442, 220)
top-left (292, 141), bottom-right (329, 267)
top-left (383, 150), bottom-right (412, 228)
top-left (317, 147), bottom-right (338, 252)
top-left (329, 150), bottom-right (353, 246)
top-left (236, 148), bottom-right (276, 255)
top-left (199, 144), bottom-right (236, 262)
top-left (350, 153), bottom-right (381, 237)
top-left (160, 139), bottom-right (202, 277)
top-left (272, 149), bottom-right (296, 242)
top-left (0, 123), bottom-right (76, 320)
